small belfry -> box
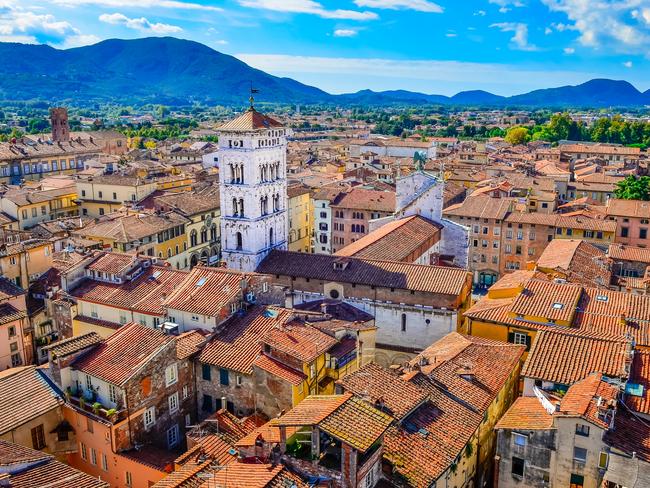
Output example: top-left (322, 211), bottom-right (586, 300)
top-left (217, 93), bottom-right (289, 272)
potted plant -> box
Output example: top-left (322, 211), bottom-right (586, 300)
top-left (79, 397), bottom-right (86, 409)
top-left (92, 402), bottom-right (102, 414)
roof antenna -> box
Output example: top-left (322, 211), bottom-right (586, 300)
top-left (249, 82), bottom-right (259, 111)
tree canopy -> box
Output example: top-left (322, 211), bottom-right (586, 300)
top-left (615, 175), bottom-right (650, 201)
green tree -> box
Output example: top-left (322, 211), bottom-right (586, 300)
top-left (505, 127), bottom-right (530, 145)
top-left (615, 176), bottom-right (650, 201)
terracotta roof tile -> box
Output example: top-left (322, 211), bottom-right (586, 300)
top-left (338, 363), bottom-right (427, 419)
top-left (0, 366), bottom-right (63, 435)
top-left (44, 332), bottom-right (103, 359)
top-left (331, 187), bottom-right (396, 212)
top-left (319, 396), bottom-right (393, 452)
top-left (335, 215), bottom-right (441, 262)
top-left (198, 306), bottom-right (292, 374)
top-left (72, 265), bottom-right (188, 315)
top-left (559, 373), bottom-right (618, 429)
top-left (252, 354), bottom-right (306, 386)
top-left (495, 397), bottom-right (554, 430)
top-left (72, 322), bottom-right (173, 386)
top-left (262, 321), bottom-right (338, 363)
top-left (536, 239), bottom-right (611, 288)
top-left (175, 330), bottom-right (207, 360)
top-left (258, 250), bottom-right (471, 297)
top-left (522, 331), bottom-right (628, 385)
top-left (607, 199), bottom-right (650, 219)
top-left (164, 266), bottom-right (249, 318)
top-left (217, 108), bottom-right (283, 132)
top-left (627, 350), bottom-right (650, 415)
top-left (275, 394), bottom-right (351, 426)
top-left (604, 409), bottom-right (650, 462)
top-left (0, 303), bottom-right (26, 325)
top-left (608, 244), bottom-right (650, 265)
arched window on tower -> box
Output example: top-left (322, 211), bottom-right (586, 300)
top-left (200, 227), bottom-right (207, 243)
top-left (239, 198), bottom-right (245, 217)
top-left (269, 228), bottom-right (274, 246)
top-left (232, 198), bottom-right (238, 217)
top-left (190, 230), bottom-right (197, 247)
top-left (236, 232), bottom-right (243, 250)
top-left (230, 164), bottom-right (235, 184)
top-left (240, 165), bottom-right (245, 184)
top-left (210, 225), bottom-right (217, 242)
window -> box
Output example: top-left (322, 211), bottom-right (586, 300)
top-left (31, 424), bottom-right (45, 450)
top-left (512, 332), bottom-right (528, 346)
top-left (167, 424), bottom-right (180, 448)
top-left (575, 424), bottom-right (590, 437)
top-left (511, 456), bottom-right (525, 476)
top-left (219, 368), bottom-right (229, 386)
top-left (168, 392), bottom-right (179, 414)
top-left (401, 313), bottom-right (407, 332)
top-left (202, 363), bottom-right (211, 381)
top-left (641, 228), bottom-right (648, 239)
top-left (202, 394), bottom-right (213, 412)
top-left (570, 474), bottom-right (584, 488)
top-left (165, 364), bottom-right (178, 386)
top-left (513, 433), bottom-right (527, 447)
top-left (125, 471), bottom-right (133, 487)
top-left (109, 384), bottom-right (118, 404)
top-left (91, 448), bottom-right (97, 465)
top-left (598, 451), bottom-right (608, 469)
top-left (552, 302), bottom-right (564, 310)
top-left (101, 453), bottom-right (108, 471)
top-left (11, 353), bottom-right (21, 367)
top-left (621, 227), bottom-right (629, 238)
top-left (80, 442), bottom-right (87, 460)
top-left (236, 375), bottom-right (243, 386)
top-left (86, 374), bottom-right (93, 390)
top-left (573, 446), bottom-right (587, 463)
top-left (182, 385), bottom-right (189, 399)
top-left (144, 407), bottom-right (155, 429)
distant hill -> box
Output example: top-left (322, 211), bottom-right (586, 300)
top-left (0, 37), bottom-right (648, 108)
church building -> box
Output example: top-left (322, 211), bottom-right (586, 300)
top-left (217, 107), bottom-right (289, 272)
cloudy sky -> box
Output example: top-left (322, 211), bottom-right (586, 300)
top-left (3, 0), bottom-right (650, 95)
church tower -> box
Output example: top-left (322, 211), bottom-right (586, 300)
top-left (217, 106), bottom-right (288, 272)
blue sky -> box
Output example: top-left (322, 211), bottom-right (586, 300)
top-left (4, 0), bottom-right (650, 95)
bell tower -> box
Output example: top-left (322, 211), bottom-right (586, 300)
top-left (50, 107), bottom-right (70, 142)
top-left (217, 102), bottom-right (288, 272)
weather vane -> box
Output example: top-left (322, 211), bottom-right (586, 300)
top-left (249, 82), bottom-right (259, 110)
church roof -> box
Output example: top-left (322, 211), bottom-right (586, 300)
top-left (218, 108), bottom-right (283, 132)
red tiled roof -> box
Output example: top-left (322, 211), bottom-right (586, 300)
top-left (628, 350), bottom-right (650, 415)
top-left (258, 250), bottom-right (471, 297)
top-left (45, 332), bottom-right (103, 359)
top-left (72, 322), bottom-right (173, 386)
top-left (175, 330), bottom-right (206, 360)
top-left (522, 331), bottom-right (628, 385)
top-left (217, 108), bottom-right (283, 131)
top-left (495, 397), bottom-right (554, 430)
top-left (72, 265), bottom-right (188, 315)
top-left (0, 303), bottom-right (26, 326)
top-left (607, 198), bottom-right (650, 219)
top-left (338, 362), bottom-right (427, 419)
top-left (407, 333), bottom-right (524, 413)
top-left (536, 239), bottom-right (611, 288)
top-left (510, 279), bottom-right (583, 322)
top-left (604, 409), bottom-right (650, 462)
top-left (608, 244), bottom-right (650, 264)
top-left (0, 366), bottom-right (63, 435)
top-left (275, 394), bottom-right (351, 426)
top-left (335, 215), bottom-right (441, 262)
top-left (330, 187), bottom-right (395, 212)
top-left (86, 252), bottom-right (135, 275)
top-left (252, 354), bottom-right (306, 386)
top-left (559, 373), bottom-right (618, 429)
top-left (443, 195), bottom-right (514, 220)
top-left (262, 321), bottom-right (338, 363)
top-left (198, 306), bottom-right (292, 374)
top-left (164, 266), bottom-right (249, 317)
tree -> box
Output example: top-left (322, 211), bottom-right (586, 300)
top-left (505, 127), bottom-right (530, 145)
top-left (615, 175), bottom-right (650, 201)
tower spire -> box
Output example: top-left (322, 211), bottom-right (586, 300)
top-left (249, 82), bottom-right (259, 111)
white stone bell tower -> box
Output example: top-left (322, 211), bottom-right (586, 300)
top-left (217, 106), bottom-right (288, 272)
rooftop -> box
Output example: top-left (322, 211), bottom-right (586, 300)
top-left (217, 108), bottom-right (283, 132)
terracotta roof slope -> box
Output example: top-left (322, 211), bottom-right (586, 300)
top-left (217, 108), bottom-right (283, 132)
top-left (0, 366), bottom-right (64, 435)
top-left (72, 322), bottom-right (173, 386)
top-left (495, 397), bottom-right (554, 430)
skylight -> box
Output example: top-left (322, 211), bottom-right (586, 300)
top-left (152, 270), bottom-right (162, 279)
top-left (596, 295), bottom-right (608, 302)
top-left (551, 302), bottom-right (564, 310)
top-left (196, 277), bottom-right (208, 287)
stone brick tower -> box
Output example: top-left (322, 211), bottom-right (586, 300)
top-left (50, 107), bottom-right (70, 142)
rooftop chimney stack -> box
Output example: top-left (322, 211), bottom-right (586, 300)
top-left (50, 107), bottom-right (70, 143)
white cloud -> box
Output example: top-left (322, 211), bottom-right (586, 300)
top-left (238, 0), bottom-right (377, 20)
top-left (445, 31), bottom-right (457, 37)
top-left (624, 60), bottom-right (633, 68)
top-left (99, 12), bottom-right (183, 34)
top-left (52, 0), bottom-right (222, 12)
top-left (353, 0), bottom-right (443, 13)
top-left (563, 47), bottom-right (575, 54)
top-left (474, 10), bottom-right (486, 16)
top-left (489, 0), bottom-right (524, 6)
top-left (491, 22), bottom-right (538, 51)
top-left (541, 0), bottom-right (650, 52)
top-left (235, 52), bottom-right (615, 95)
top-left (333, 29), bottom-right (358, 37)
top-left (56, 33), bottom-right (101, 48)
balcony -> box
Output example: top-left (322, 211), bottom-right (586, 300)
top-left (65, 389), bottom-right (127, 424)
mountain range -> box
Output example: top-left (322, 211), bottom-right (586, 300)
top-left (2, 37), bottom-right (649, 108)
